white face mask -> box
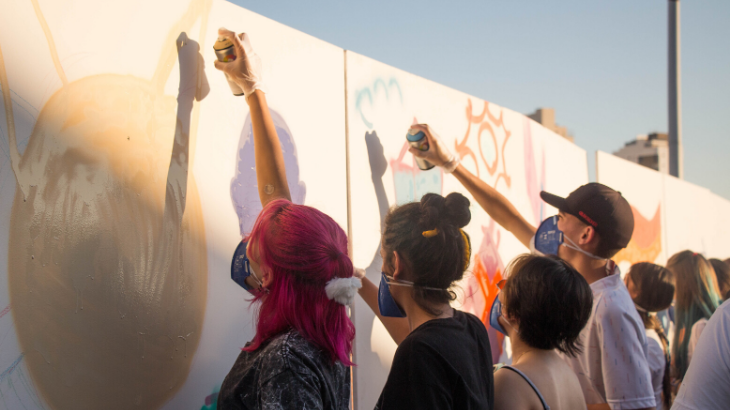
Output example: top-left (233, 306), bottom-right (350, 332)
top-left (561, 234), bottom-right (607, 261)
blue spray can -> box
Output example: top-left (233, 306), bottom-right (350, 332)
top-left (406, 130), bottom-right (435, 170)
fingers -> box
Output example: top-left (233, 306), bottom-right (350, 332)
top-left (213, 59), bottom-right (230, 73)
top-left (217, 27), bottom-right (237, 42)
top-left (408, 146), bottom-right (428, 158)
top-left (410, 123), bottom-right (429, 134)
top-left (218, 27), bottom-right (246, 54)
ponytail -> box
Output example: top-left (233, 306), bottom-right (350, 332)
top-left (642, 312), bottom-right (672, 409)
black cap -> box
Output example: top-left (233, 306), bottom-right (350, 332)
top-left (540, 183), bottom-right (634, 249)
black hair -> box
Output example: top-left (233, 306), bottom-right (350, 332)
top-left (502, 254), bottom-right (592, 357)
top-left (382, 192), bottom-right (471, 316)
top-left (626, 262), bottom-right (675, 409)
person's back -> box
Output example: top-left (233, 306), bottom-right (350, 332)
top-left (355, 192), bottom-right (495, 410)
top-left (497, 352), bottom-right (586, 410)
top-left (376, 310), bottom-right (492, 409)
top-left (667, 251), bottom-right (722, 384)
top-left (671, 299), bottom-right (730, 410)
top-left (219, 329), bottom-right (350, 409)
top-left (491, 255), bottom-right (592, 410)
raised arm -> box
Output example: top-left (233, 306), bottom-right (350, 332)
top-left (409, 124), bottom-right (535, 248)
top-left (214, 28), bottom-right (290, 206)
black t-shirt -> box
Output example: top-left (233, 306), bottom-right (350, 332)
top-left (375, 310), bottom-right (494, 410)
top-left (218, 329), bottom-right (350, 410)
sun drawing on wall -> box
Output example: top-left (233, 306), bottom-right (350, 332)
top-left (1, 1), bottom-right (211, 409)
top-left (614, 205), bottom-right (663, 265)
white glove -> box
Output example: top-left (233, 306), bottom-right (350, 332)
top-left (213, 28), bottom-right (265, 97)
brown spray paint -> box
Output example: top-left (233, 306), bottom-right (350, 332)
top-left (2, 0), bottom-right (212, 408)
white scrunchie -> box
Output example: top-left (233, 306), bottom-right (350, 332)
top-left (325, 277), bottom-right (362, 306)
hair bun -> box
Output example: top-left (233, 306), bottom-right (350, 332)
top-left (444, 192), bottom-right (471, 228)
top-left (419, 193), bottom-right (446, 229)
top-left (419, 192), bottom-right (471, 230)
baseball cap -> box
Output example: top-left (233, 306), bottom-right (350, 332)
top-left (540, 183), bottom-right (634, 249)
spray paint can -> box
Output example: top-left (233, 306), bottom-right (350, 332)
top-left (406, 130), bottom-right (435, 170)
top-left (213, 36), bottom-right (245, 96)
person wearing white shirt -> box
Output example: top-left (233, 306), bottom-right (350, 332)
top-left (671, 299), bottom-right (730, 410)
top-left (408, 124), bottom-right (655, 410)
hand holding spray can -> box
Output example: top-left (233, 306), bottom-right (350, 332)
top-left (406, 129), bottom-right (435, 170)
top-left (213, 36), bottom-right (245, 96)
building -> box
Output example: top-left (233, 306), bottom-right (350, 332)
top-left (527, 108), bottom-right (574, 142)
top-left (613, 132), bottom-right (669, 174)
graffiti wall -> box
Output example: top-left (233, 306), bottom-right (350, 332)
top-left (2, 1), bottom-right (729, 410)
top-left (345, 51), bottom-right (588, 410)
top-left (0, 0), bottom-right (347, 409)
top-left (596, 151), bottom-right (730, 273)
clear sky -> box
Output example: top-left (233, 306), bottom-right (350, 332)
top-left (231, 0), bottom-right (730, 200)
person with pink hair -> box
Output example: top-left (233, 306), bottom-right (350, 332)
top-left (213, 28), bottom-right (360, 410)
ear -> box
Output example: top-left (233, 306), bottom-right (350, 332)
top-left (579, 225), bottom-right (598, 246)
top-left (392, 251), bottom-right (405, 280)
top-left (261, 268), bottom-right (273, 287)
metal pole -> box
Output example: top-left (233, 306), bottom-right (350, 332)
top-left (668, 0), bottom-right (683, 178)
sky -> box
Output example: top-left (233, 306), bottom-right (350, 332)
top-left (232, 0), bottom-right (730, 200)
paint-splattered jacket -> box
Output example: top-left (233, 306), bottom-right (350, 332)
top-left (218, 329), bottom-right (351, 410)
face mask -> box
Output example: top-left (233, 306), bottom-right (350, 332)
top-left (378, 273), bottom-right (406, 318)
top-left (377, 272), bottom-right (445, 318)
top-left (489, 279), bottom-right (509, 335)
top-left (231, 241), bottom-right (265, 294)
top-left (533, 215), bottom-right (606, 260)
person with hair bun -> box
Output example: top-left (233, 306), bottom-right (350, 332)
top-left (491, 254), bottom-right (592, 410)
top-left (624, 263), bottom-right (675, 410)
top-left (356, 192), bottom-right (494, 410)
top-left (214, 29), bottom-right (359, 409)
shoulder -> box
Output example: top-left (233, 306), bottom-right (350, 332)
top-left (592, 280), bottom-right (639, 323)
top-left (493, 367), bottom-right (536, 410)
top-left (258, 330), bottom-right (334, 382)
top-left (405, 310), bottom-right (488, 348)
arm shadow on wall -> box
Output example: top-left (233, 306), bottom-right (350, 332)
top-left (154, 32), bottom-right (209, 287)
top-left (352, 130), bottom-right (394, 407)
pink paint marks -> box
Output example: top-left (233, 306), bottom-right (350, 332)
top-left (0, 304), bottom-right (10, 319)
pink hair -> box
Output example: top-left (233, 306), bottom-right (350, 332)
top-left (243, 199), bottom-right (355, 366)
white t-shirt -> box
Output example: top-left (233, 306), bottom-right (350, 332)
top-left (687, 318), bottom-right (708, 366)
top-left (672, 299), bottom-right (730, 410)
top-left (559, 263), bottom-right (656, 409)
top-left (645, 329), bottom-right (667, 410)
